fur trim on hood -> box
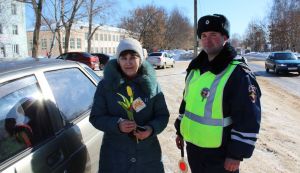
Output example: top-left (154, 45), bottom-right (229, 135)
top-left (102, 59), bottom-right (158, 97)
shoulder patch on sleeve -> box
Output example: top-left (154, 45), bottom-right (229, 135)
top-left (248, 84), bottom-right (258, 103)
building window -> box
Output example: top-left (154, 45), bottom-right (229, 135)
top-left (49, 39), bottom-right (53, 48)
top-left (85, 33), bottom-right (88, 40)
top-left (108, 34), bottom-right (111, 41)
top-left (62, 37), bottom-right (65, 49)
top-left (104, 34), bottom-right (107, 41)
top-left (100, 34), bottom-right (103, 41)
top-left (95, 34), bottom-right (98, 41)
top-left (70, 38), bottom-right (75, 49)
top-left (29, 40), bottom-right (33, 50)
top-left (77, 38), bottom-right (81, 49)
top-left (41, 38), bottom-right (47, 50)
top-left (11, 4), bottom-right (17, 15)
top-left (0, 24), bottom-right (3, 34)
top-left (12, 25), bottom-right (18, 35)
top-left (12, 44), bottom-right (19, 54)
top-left (0, 45), bottom-right (6, 57)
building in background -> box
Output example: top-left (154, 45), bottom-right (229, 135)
top-left (0, 1), bottom-right (28, 60)
top-left (27, 22), bottom-right (128, 57)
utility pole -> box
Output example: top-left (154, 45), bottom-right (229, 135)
top-left (193, 0), bottom-right (198, 58)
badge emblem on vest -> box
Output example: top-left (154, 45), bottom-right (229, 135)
top-left (201, 88), bottom-right (210, 101)
top-left (248, 85), bottom-right (257, 103)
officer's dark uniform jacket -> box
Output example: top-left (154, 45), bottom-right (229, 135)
top-left (175, 42), bottom-right (261, 161)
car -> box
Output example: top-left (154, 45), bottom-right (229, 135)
top-left (57, 52), bottom-right (99, 70)
top-left (265, 52), bottom-right (300, 75)
top-left (91, 53), bottom-right (111, 70)
top-left (295, 53), bottom-right (300, 59)
top-left (0, 58), bottom-right (103, 173)
top-left (146, 52), bottom-right (175, 69)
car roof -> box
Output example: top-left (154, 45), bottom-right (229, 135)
top-left (0, 58), bottom-right (81, 74)
top-left (92, 53), bottom-right (110, 56)
top-left (271, 52), bottom-right (293, 54)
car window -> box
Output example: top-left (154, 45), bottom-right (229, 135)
top-left (68, 53), bottom-right (78, 59)
top-left (274, 53), bottom-right (297, 60)
top-left (45, 68), bottom-right (96, 122)
top-left (84, 67), bottom-right (101, 83)
top-left (149, 53), bottom-right (162, 56)
top-left (0, 76), bottom-right (53, 164)
top-left (82, 52), bottom-right (92, 58)
top-left (57, 54), bottom-right (68, 60)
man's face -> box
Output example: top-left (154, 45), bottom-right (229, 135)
top-left (200, 31), bottom-right (228, 56)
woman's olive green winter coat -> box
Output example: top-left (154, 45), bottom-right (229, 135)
top-left (90, 59), bottom-right (170, 173)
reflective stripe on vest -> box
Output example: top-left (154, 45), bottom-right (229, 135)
top-left (180, 61), bottom-right (240, 148)
top-left (184, 111), bottom-right (232, 127)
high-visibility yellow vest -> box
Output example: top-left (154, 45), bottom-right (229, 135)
top-left (180, 61), bottom-right (240, 148)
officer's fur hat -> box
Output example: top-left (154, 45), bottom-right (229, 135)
top-left (197, 14), bottom-right (230, 38)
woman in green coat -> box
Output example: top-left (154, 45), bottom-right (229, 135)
top-left (90, 38), bottom-right (170, 173)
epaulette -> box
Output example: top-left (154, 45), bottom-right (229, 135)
top-left (238, 62), bottom-right (256, 78)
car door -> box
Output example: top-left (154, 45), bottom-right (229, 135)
top-left (44, 67), bottom-right (103, 173)
top-left (266, 54), bottom-right (274, 69)
top-left (166, 53), bottom-right (174, 66)
top-left (0, 75), bottom-right (67, 173)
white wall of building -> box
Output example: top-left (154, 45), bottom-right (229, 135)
top-left (27, 23), bottom-right (128, 57)
top-left (0, 1), bottom-right (28, 60)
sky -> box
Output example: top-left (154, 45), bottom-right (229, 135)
top-left (111, 0), bottom-right (272, 37)
top-left (26, 0), bottom-right (272, 37)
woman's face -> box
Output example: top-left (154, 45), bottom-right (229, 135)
top-left (119, 52), bottom-right (141, 79)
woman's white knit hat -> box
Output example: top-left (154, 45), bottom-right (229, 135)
top-left (116, 38), bottom-right (144, 62)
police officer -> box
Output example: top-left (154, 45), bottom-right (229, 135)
top-left (174, 14), bottom-right (261, 173)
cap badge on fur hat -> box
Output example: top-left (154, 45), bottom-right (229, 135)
top-left (205, 20), bottom-right (209, 25)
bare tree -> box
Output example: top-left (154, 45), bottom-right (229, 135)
top-left (41, 0), bottom-right (63, 56)
top-left (243, 19), bottom-right (267, 51)
top-left (84, 0), bottom-right (115, 53)
top-left (230, 33), bottom-right (242, 48)
top-left (165, 8), bottom-right (193, 50)
top-left (268, 0), bottom-right (300, 51)
top-left (119, 5), bottom-right (168, 50)
top-left (16, 0), bottom-right (43, 58)
top-left (60, 0), bottom-right (83, 53)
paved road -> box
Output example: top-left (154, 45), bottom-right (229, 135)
top-left (95, 58), bottom-right (300, 97)
top-left (247, 60), bottom-right (300, 97)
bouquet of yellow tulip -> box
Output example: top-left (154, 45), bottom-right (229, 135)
top-left (117, 86), bottom-right (139, 143)
top-left (117, 86), bottom-right (134, 120)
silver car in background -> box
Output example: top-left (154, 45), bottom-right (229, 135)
top-left (146, 52), bottom-right (175, 69)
